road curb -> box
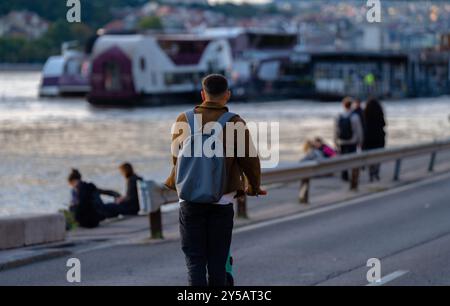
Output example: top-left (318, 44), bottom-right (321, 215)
top-left (0, 249), bottom-right (72, 272)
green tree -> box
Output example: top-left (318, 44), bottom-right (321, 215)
top-left (0, 38), bottom-right (26, 62)
top-left (0, 0), bottom-right (150, 27)
top-left (138, 16), bottom-right (163, 30)
top-left (0, 20), bottom-right (94, 63)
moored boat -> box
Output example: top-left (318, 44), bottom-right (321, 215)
top-left (39, 42), bottom-right (90, 97)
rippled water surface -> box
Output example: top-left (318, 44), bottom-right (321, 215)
top-left (0, 71), bottom-right (449, 215)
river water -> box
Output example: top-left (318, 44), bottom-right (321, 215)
top-left (0, 71), bottom-right (449, 216)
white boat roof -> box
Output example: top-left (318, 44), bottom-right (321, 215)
top-left (92, 29), bottom-right (298, 58)
top-left (155, 33), bottom-right (222, 41)
top-left (201, 27), bottom-right (298, 38)
top-left (199, 27), bottom-right (246, 38)
top-left (92, 34), bottom-right (155, 58)
top-left (42, 56), bottom-right (65, 76)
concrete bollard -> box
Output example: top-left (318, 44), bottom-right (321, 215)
top-left (149, 209), bottom-right (163, 239)
top-left (393, 159), bottom-right (402, 181)
top-left (299, 179), bottom-right (310, 204)
top-left (237, 195), bottom-right (248, 219)
top-left (428, 152), bottom-right (437, 172)
top-left (350, 168), bottom-right (360, 191)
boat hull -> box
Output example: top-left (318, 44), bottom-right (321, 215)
top-left (87, 91), bottom-right (202, 107)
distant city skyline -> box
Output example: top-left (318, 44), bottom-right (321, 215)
top-left (208, 0), bottom-right (271, 5)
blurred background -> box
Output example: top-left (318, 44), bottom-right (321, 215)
top-left (0, 0), bottom-right (449, 216)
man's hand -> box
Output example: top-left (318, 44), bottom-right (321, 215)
top-left (258, 189), bottom-right (268, 196)
top-left (115, 196), bottom-right (125, 204)
top-left (246, 187), bottom-right (268, 197)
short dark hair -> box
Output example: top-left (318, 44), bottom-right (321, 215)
top-left (202, 74), bottom-right (229, 97)
top-left (342, 96), bottom-right (353, 109)
top-left (119, 162), bottom-right (135, 179)
top-left (68, 169), bottom-right (82, 182)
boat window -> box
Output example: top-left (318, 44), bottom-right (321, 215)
top-left (282, 61), bottom-right (309, 76)
top-left (165, 72), bottom-right (201, 86)
top-left (258, 61), bottom-right (281, 81)
top-left (104, 62), bottom-right (122, 91)
top-left (65, 58), bottom-right (82, 75)
top-left (158, 40), bottom-right (210, 65)
top-left (248, 33), bottom-right (297, 50)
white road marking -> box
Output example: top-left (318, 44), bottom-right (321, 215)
top-left (234, 171), bottom-right (450, 235)
top-left (366, 270), bottom-right (409, 286)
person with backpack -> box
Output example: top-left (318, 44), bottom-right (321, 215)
top-left (165, 74), bottom-right (266, 286)
top-left (334, 97), bottom-right (364, 181)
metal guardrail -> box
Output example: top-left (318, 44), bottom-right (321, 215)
top-left (139, 139), bottom-right (450, 239)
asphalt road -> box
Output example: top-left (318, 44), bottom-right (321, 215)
top-left (1, 173), bottom-right (450, 286)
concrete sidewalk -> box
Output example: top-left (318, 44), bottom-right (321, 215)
top-left (1, 149), bottom-right (449, 271)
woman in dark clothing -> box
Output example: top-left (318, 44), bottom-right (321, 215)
top-left (363, 98), bottom-right (387, 182)
top-left (103, 163), bottom-right (143, 216)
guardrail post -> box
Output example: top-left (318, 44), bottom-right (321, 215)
top-left (350, 168), bottom-right (359, 191)
top-left (299, 179), bottom-right (310, 204)
top-left (149, 209), bottom-right (163, 239)
top-left (393, 159), bottom-right (402, 181)
top-left (237, 195), bottom-right (248, 219)
top-left (428, 152), bottom-right (437, 172)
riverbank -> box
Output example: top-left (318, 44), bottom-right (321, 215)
top-left (0, 71), bottom-right (449, 216)
top-left (1, 148), bottom-right (449, 272)
top-left (0, 64), bottom-right (42, 71)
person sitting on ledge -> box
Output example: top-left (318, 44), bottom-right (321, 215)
top-left (67, 169), bottom-right (120, 228)
top-left (102, 163), bottom-right (143, 217)
top-left (313, 137), bottom-right (337, 159)
top-left (68, 164), bottom-right (143, 228)
top-left (301, 139), bottom-right (325, 162)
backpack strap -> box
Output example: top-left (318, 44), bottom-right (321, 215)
top-left (212, 112), bottom-right (238, 139)
top-left (217, 112), bottom-right (238, 128)
top-left (185, 110), bottom-right (201, 136)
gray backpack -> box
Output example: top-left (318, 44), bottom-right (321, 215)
top-left (175, 110), bottom-right (237, 203)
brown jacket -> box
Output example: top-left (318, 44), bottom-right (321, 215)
top-left (165, 101), bottom-right (261, 195)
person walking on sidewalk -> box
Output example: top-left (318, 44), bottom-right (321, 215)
top-left (363, 98), bottom-right (386, 181)
top-left (165, 74), bottom-right (266, 286)
top-left (334, 97), bottom-right (364, 181)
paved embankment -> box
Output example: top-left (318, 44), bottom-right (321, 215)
top-left (1, 171), bottom-right (450, 285)
top-left (0, 149), bottom-right (449, 279)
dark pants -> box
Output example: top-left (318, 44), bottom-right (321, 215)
top-left (364, 145), bottom-right (385, 182)
top-left (339, 144), bottom-right (357, 181)
top-left (369, 164), bottom-right (381, 181)
top-left (179, 202), bottom-right (234, 287)
top-left (101, 203), bottom-right (121, 218)
top-left (101, 203), bottom-right (139, 218)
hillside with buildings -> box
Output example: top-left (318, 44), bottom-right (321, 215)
top-left (1, 0), bottom-right (450, 63)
